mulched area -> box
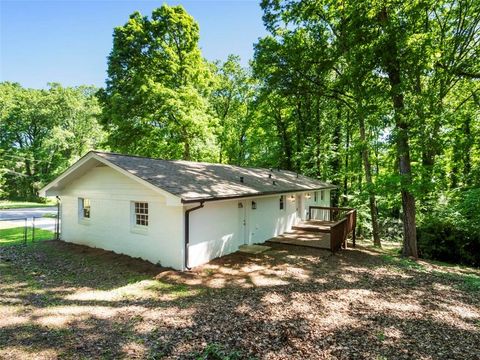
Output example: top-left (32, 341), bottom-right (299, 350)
top-left (0, 240), bottom-right (479, 359)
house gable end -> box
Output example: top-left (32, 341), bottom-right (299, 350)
top-left (39, 152), bottom-right (182, 206)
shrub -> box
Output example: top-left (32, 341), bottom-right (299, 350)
top-left (417, 188), bottom-right (480, 267)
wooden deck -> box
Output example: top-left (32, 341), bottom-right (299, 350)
top-left (268, 206), bottom-right (357, 253)
top-left (268, 221), bottom-right (334, 249)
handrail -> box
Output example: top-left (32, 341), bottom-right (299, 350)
top-left (308, 206), bottom-right (357, 250)
top-left (308, 206), bottom-right (356, 211)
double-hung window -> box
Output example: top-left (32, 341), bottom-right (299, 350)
top-left (279, 195), bottom-right (285, 210)
top-left (79, 198), bottom-right (90, 220)
top-left (134, 202), bottom-right (149, 227)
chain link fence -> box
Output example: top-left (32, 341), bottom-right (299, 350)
top-left (0, 214), bottom-right (59, 246)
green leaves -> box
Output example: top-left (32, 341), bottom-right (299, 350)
top-left (101, 5), bottom-right (215, 161)
top-left (0, 83), bottom-right (103, 199)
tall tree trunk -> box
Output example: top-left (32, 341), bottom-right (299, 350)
top-left (357, 111), bottom-right (381, 247)
top-left (463, 115), bottom-right (472, 185)
top-left (389, 71), bottom-right (418, 258)
top-left (343, 116), bottom-right (350, 206)
top-left (381, 7), bottom-right (418, 258)
top-left (219, 143), bottom-right (223, 164)
top-left (330, 108), bottom-right (342, 207)
top-left (274, 108), bottom-right (293, 170)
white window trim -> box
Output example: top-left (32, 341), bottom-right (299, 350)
top-left (130, 201), bottom-right (149, 235)
top-left (78, 198), bottom-right (91, 225)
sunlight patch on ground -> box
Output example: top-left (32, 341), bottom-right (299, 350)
top-left (0, 306), bottom-right (28, 327)
top-left (32, 305), bottom-right (121, 328)
top-left (261, 292), bottom-right (285, 305)
top-left (249, 273), bottom-right (290, 287)
top-left (64, 280), bottom-right (196, 302)
top-left (121, 341), bottom-right (147, 358)
top-left (432, 303), bottom-right (480, 330)
top-left (0, 347), bottom-right (57, 360)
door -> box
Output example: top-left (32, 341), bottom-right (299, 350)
top-left (237, 201), bottom-right (248, 245)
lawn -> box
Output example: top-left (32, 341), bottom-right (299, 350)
top-left (0, 240), bottom-right (479, 359)
top-left (0, 199), bottom-right (57, 210)
top-left (0, 227), bottom-right (55, 246)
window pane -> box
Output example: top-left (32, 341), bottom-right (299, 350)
top-left (81, 198), bottom-right (90, 218)
top-left (134, 202), bottom-right (148, 226)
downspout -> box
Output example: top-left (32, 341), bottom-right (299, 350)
top-left (55, 196), bottom-right (61, 240)
top-left (184, 201), bottom-right (204, 270)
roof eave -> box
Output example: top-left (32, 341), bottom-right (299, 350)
top-left (181, 185), bottom-right (337, 204)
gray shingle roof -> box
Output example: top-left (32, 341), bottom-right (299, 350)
top-left (95, 151), bottom-right (335, 203)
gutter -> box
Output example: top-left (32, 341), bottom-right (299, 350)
top-left (181, 186), bottom-right (337, 204)
top-left (184, 201), bottom-right (205, 270)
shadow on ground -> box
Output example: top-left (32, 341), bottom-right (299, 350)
top-left (0, 240), bottom-right (479, 359)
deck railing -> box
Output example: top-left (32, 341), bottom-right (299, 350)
top-left (308, 206), bottom-right (357, 251)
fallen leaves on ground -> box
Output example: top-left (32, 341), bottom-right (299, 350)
top-left (0, 240), bottom-right (479, 359)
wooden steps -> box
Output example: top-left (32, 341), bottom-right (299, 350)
top-left (292, 220), bottom-right (335, 233)
top-left (268, 229), bottom-right (330, 249)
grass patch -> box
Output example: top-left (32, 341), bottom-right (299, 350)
top-left (433, 271), bottom-right (480, 293)
top-left (0, 226), bottom-right (54, 246)
top-left (145, 280), bottom-right (191, 295)
top-left (41, 213), bottom-right (58, 219)
top-left (0, 199), bottom-right (56, 209)
top-left (193, 343), bottom-right (246, 360)
top-left (381, 254), bottom-right (425, 271)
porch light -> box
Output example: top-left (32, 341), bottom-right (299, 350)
top-left (289, 195), bottom-right (295, 201)
top-left (251, 201), bottom-right (257, 210)
top-left (305, 193), bottom-right (311, 199)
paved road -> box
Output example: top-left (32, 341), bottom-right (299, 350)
top-left (0, 207), bottom-right (58, 231)
top-left (0, 207), bottom-right (57, 220)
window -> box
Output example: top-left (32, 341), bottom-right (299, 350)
top-left (314, 191), bottom-right (318, 202)
top-left (251, 201), bottom-right (257, 210)
top-left (134, 202), bottom-right (149, 227)
top-left (79, 198), bottom-right (90, 219)
top-left (279, 195), bottom-right (285, 210)
top-left (320, 190), bottom-right (325, 201)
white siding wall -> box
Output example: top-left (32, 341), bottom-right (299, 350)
top-left (187, 200), bottom-right (244, 268)
top-left (59, 166), bottom-right (184, 269)
top-left (188, 191), bottom-right (324, 268)
top-left (248, 194), bottom-right (297, 244)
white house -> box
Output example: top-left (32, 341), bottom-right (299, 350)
top-left (39, 151), bottom-right (335, 270)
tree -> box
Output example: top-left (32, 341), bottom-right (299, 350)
top-left (0, 82), bottom-right (103, 199)
top-left (99, 5), bottom-right (218, 161)
top-left (254, 0), bottom-right (479, 255)
top-left (210, 55), bottom-right (256, 165)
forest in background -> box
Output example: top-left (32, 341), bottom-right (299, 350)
top-left (1, 0), bottom-right (479, 265)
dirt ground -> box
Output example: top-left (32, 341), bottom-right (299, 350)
top-left (0, 240), bottom-right (479, 359)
